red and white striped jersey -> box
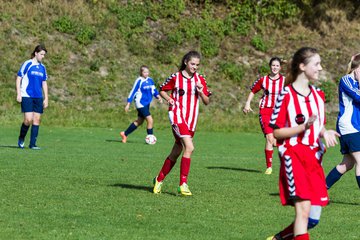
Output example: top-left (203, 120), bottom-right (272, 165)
top-left (251, 74), bottom-right (285, 108)
top-left (160, 71), bottom-right (211, 131)
top-left (270, 85), bottom-right (326, 150)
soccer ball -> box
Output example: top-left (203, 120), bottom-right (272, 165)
top-left (145, 134), bottom-right (157, 145)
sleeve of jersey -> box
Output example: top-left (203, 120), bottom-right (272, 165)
top-left (250, 77), bottom-right (263, 94)
top-left (127, 79), bottom-right (141, 103)
top-left (17, 61), bottom-right (32, 77)
top-left (199, 75), bottom-right (212, 97)
top-left (150, 79), bottom-right (160, 98)
top-left (43, 65), bottom-right (48, 81)
top-left (160, 74), bottom-right (175, 91)
top-left (269, 89), bottom-right (289, 129)
top-left (318, 89), bottom-right (326, 125)
top-left (339, 77), bottom-right (360, 104)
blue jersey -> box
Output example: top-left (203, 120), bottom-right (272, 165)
top-left (18, 59), bottom-right (47, 98)
top-left (127, 77), bottom-right (159, 108)
top-left (337, 74), bottom-right (360, 135)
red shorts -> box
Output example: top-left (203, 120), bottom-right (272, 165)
top-left (279, 144), bottom-right (329, 206)
top-left (172, 123), bottom-right (195, 144)
top-left (259, 108), bottom-right (273, 135)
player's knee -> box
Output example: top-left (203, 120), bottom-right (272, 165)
top-left (307, 218), bottom-right (319, 230)
top-left (24, 119), bottom-right (33, 125)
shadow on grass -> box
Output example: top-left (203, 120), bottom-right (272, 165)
top-left (110, 183), bottom-right (177, 196)
top-left (269, 193), bottom-right (280, 197)
top-left (207, 166), bottom-right (262, 173)
top-left (330, 200), bottom-right (360, 206)
top-left (105, 139), bottom-right (122, 143)
top-left (0, 145), bottom-right (20, 149)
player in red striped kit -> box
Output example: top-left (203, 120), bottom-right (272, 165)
top-left (152, 51), bottom-right (211, 196)
top-left (266, 47), bottom-right (339, 240)
top-left (243, 57), bottom-right (285, 174)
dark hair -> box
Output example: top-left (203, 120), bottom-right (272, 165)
top-left (139, 65), bottom-right (149, 76)
top-left (269, 57), bottom-right (282, 67)
top-left (179, 51), bottom-right (201, 71)
top-left (347, 53), bottom-right (360, 74)
top-left (31, 44), bottom-right (47, 58)
top-left (285, 47), bottom-right (318, 86)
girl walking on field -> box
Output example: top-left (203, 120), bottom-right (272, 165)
top-left (326, 53), bottom-right (360, 190)
top-left (16, 44), bottom-right (48, 150)
top-left (267, 47), bottom-right (339, 240)
top-left (153, 51), bottom-right (211, 196)
top-left (120, 65), bottom-right (162, 143)
top-left (243, 57), bottom-right (285, 175)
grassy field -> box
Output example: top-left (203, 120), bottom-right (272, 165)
top-left (0, 126), bottom-right (359, 240)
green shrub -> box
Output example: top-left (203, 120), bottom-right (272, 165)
top-left (219, 62), bottom-right (245, 84)
top-left (76, 26), bottom-right (96, 45)
top-left (251, 35), bottom-right (268, 52)
top-left (53, 16), bottom-right (77, 34)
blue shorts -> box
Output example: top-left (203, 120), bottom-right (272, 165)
top-left (137, 105), bottom-right (151, 118)
top-left (21, 97), bottom-right (44, 113)
top-left (339, 132), bottom-right (360, 154)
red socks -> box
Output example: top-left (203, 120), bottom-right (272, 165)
top-left (265, 149), bottom-right (273, 168)
top-left (294, 233), bottom-right (309, 240)
top-left (157, 158), bottom-right (176, 182)
top-left (180, 157), bottom-right (191, 185)
top-left (156, 156), bottom-right (191, 185)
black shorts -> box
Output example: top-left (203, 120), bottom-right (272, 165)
top-left (137, 105), bottom-right (151, 118)
top-left (339, 132), bottom-right (360, 154)
top-left (21, 97), bottom-right (43, 113)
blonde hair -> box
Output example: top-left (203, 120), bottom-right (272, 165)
top-left (347, 53), bottom-right (360, 74)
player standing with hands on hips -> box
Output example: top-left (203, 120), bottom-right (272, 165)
top-left (120, 65), bottom-right (162, 143)
top-left (243, 57), bottom-right (285, 174)
top-left (153, 51), bottom-right (211, 196)
top-left (16, 44), bottom-right (48, 150)
top-left (326, 53), bottom-right (360, 190)
top-left (267, 47), bottom-right (339, 240)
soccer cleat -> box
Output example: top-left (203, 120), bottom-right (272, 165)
top-left (120, 131), bottom-right (127, 143)
top-left (18, 139), bottom-right (25, 149)
top-left (29, 145), bottom-right (41, 150)
top-left (266, 234), bottom-right (282, 240)
top-left (265, 167), bottom-right (273, 175)
top-left (153, 177), bottom-right (163, 194)
top-left (178, 183), bottom-right (192, 196)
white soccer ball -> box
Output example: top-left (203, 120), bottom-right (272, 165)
top-left (145, 134), bottom-right (157, 145)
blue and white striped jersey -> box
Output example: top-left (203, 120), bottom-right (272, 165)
top-left (18, 59), bottom-right (47, 98)
top-left (337, 74), bottom-right (360, 135)
top-left (127, 77), bottom-right (159, 108)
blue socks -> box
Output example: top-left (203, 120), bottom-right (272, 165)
top-left (125, 123), bottom-right (137, 136)
top-left (19, 123), bottom-right (30, 140)
top-left (147, 128), bottom-right (153, 135)
top-left (30, 125), bottom-right (39, 147)
top-left (356, 176), bottom-right (360, 189)
top-left (326, 167), bottom-right (343, 189)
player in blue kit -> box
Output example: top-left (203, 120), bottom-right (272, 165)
top-left (120, 65), bottom-right (162, 143)
top-left (326, 53), bottom-right (360, 190)
top-left (16, 44), bottom-right (48, 150)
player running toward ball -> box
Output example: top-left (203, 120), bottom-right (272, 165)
top-left (243, 57), bottom-right (285, 175)
top-left (267, 47), bottom-right (339, 240)
top-left (120, 65), bottom-right (162, 143)
top-left (153, 51), bottom-right (211, 196)
top-left (16, 44), bottom-right (48, 150)
top-left (326, 53), bottom-right (360, 190)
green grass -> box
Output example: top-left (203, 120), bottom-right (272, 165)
top-left (0, 126), bottom-right (359, 239)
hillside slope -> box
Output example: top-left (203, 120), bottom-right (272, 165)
top-left (1, 0), bottom-right (359, 130)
